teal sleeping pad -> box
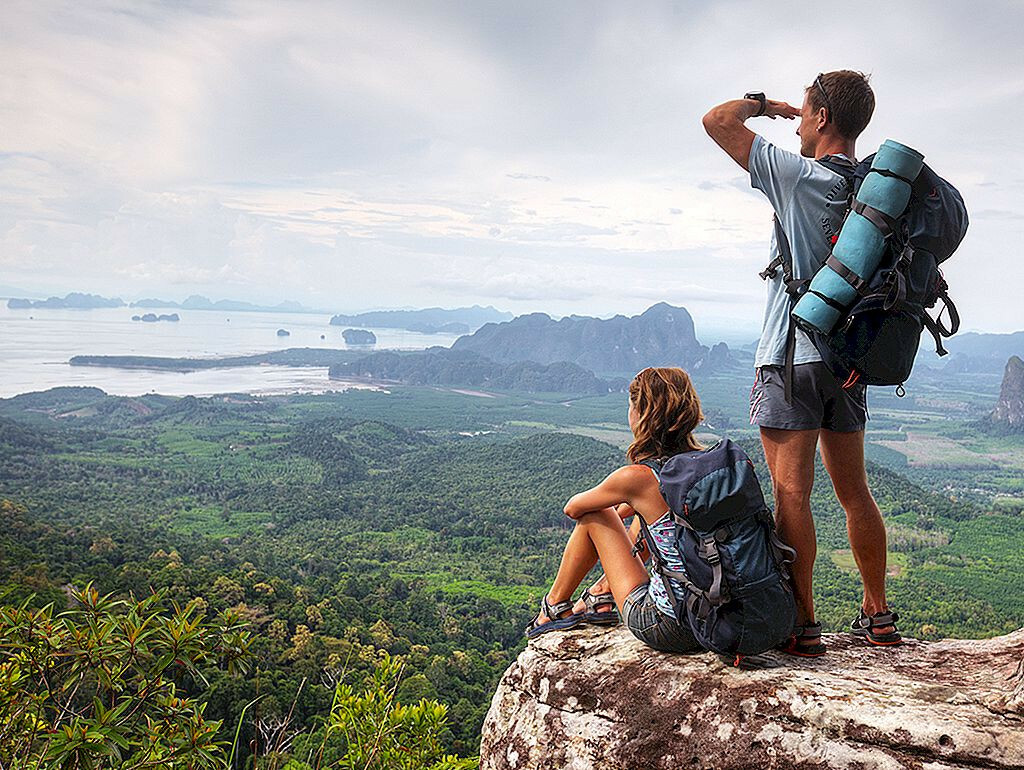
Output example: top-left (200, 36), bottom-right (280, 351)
top-left (792, 140), bottom-right (925, 333)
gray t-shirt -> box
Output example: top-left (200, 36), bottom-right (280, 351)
top-left (749, 134), bottom-right (850, 367)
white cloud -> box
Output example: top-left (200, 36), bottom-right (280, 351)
top-left (0, 0), bottom-right (1022, 332)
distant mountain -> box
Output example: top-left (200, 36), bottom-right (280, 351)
top-left (329, 306), bottom-right (511, 332)
top-left (406, 321), bottom-right (471, 334)
top-left (130, 298), bottom-right (180, 308)
top-left (991, 356), bottom-right (1024, 431)
top-left (451, 303), bottom-right (729, 376)
top-left (131, 295), bottom-right (320, 314)
top-left (329, 348), bottom-right (612, 395)
top-left (932, 331), bottom-right (1024, 374)
top-left (7, 292), bottom-right (124, 310)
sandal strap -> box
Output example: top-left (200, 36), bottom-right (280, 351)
top-left (794, 621), bottom-right (822, 639)
top-left (868, 610), bottom-right (899, 629)
top-left (542, 595), bottom-right (574, 621)
top-left (582, 588), bottom-right (615, 611)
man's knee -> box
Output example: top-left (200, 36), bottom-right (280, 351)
top-left (772, 478), bottom-right (814, 505)
top-left (832, 475), bottom-right (876, 512)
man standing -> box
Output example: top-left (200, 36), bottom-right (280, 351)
top-left (702, 71), bottom-right (900, 655)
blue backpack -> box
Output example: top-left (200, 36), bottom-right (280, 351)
top-left (763, 155), bottom-right (968, 398)
top-left (637, 439), bottom-right (796, 658)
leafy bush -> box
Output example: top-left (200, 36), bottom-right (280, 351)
top-left (282, 655), bottom-right (477, 770)
top-left (0, 585), bottom-right (252, 769)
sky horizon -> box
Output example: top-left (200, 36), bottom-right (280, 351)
top-left (3, 1), bottom-right (1023, 334)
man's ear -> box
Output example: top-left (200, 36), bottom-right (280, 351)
top-left (816, 107), bottom-right (828, 132)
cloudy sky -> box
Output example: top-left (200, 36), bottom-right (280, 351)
top-left (2, 0), bottom-right (1022, 334)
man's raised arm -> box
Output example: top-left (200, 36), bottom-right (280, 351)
top-left (702, 97), bottom-right (800, 170)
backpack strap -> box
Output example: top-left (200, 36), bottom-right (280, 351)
top-left (756, 508), bottom-right (797, 575)
top-left (851, 198), bottom-right (899, 239)
top-left (769, 219), bottom-right (808, 406)
top-left (634, 458), bottom-right (727, 620)
top-left (759, 156), bottom-right (856, 405)
top-left (921, 288), bottom-right (961, 357)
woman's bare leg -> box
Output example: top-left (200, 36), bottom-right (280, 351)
top-left (534, 507), bottom-right (648, 628)
top-left (571, 515), bottom-right (647, 615)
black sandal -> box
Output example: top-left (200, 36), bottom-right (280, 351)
top-left (580, 587), bottom-right (619, 626)
top-left (525, 595), bottom-right (583, 639)
top-left (850, 609), bottom-right (902, 646)
top-left (777, 621), bottom-right (827, 657)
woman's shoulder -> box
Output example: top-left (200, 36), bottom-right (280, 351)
top-left (610, 462), bottom-right (661, 489)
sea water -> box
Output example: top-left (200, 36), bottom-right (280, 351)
top-left (0, 305), bottom-right (460, 398)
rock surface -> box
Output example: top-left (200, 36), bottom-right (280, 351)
top-left (480, 625), bottom-right (1024, 770)
top-left (993, 356), bottom-right (1024, 430)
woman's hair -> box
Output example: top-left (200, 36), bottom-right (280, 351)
top-left (626, 367), bottom-right (704, 463)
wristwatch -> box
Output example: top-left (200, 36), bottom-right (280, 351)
top-left (744, 92), bottom-right (767, 117)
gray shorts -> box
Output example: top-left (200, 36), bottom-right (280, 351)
top-left (749, 362), bottom-right (867, 432)
top-left (622, 583), bottom-right (701, 653)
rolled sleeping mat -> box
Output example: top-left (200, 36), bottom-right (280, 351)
top-left (792, 140), bottom-right (925, 334)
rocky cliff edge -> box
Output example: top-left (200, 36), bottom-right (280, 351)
top-left (480, 625), bottom-right (1024, 770)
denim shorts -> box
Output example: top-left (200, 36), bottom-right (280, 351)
top-left (749, 362), bottom-right (867, 432)
top-left (622, 583), bottom-right (702, 653)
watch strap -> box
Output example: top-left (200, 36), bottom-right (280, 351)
top-left (744, 92), bottom-right (767, 117)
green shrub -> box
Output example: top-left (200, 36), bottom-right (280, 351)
top-left (0, 584), bottom-right (253, 769)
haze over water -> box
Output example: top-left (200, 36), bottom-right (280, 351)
top-left (0, 305), bottom-right (459, 398)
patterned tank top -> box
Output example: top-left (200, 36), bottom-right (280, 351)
top-left (647, 510), bottom-right (688, 619)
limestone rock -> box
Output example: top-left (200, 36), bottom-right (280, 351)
top-left (993, 356), bottom-right (1024, 430)
top-left (452, 303), bottom-right (721, 375)
top-left (480, 625), bottom-right (1024, 770)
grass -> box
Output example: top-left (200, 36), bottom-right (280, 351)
top-left (413, 575), bottom-right (541, 605)
top-left (165, 506), bottom-right (273, 537)
top-left (831, 549), bottom-right (908, 577)
top-left (876, 432), bottom-right (1001, 469)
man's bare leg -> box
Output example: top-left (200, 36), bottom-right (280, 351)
top-left (760, 427), bottom-right (820, 625)
top-left (819, 428), bottom-right (894, 634)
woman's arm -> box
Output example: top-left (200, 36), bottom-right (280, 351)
top-left (614, 503), bottom-right (636, 520)
top-left (563, 466), bottom-right (650, 520)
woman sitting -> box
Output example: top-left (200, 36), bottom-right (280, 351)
top-left (526, 366), bottom-right (705, 652)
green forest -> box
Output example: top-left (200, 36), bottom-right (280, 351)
top-left (1, 383), bottom-right (1022, 767)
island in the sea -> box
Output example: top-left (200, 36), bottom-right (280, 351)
top-left (342, 328), bottom-right (376, 345)
top-left (8, 292), bottom-right (124, 310)
top-left (132, 295), bottom-right (321, 314)
top-left (132, 313), bottom-right (180, 323)
top-left (68, 348), bottom-right (363, 372)
top-left (329, 305), bottom-right (511, 333)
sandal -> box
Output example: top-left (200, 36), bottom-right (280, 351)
top-left (777, 621), bottom-right (827, 657)
top-left (525, 595), bottom-right (583, 639)
top-left (850, 609), bottom-right (903, 646)
top-left (581, 587), bottom-right (619, 626)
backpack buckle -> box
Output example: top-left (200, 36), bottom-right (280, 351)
top-left (701, 537), bottom-right (721, 565)
top-left (759, 255), bottom-right (783, 281)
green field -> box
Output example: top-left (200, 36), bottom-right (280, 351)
top-left (1, 378), bottom-right (1021, 760)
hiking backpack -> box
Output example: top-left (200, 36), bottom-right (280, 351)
top-left (636, 439), bottom-right (796, 658)
top-left (762, 154), bottom-right (969, 396)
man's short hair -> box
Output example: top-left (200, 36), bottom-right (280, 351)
top-left (807, 70), bottom-right (875, 140)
